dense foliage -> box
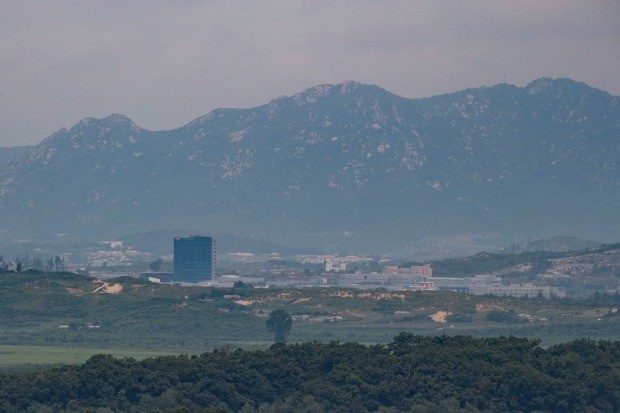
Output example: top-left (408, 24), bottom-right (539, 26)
top-left (266, 309), bottom-right (293, 344)
top-left (1, 334), bottom-right (620, 412)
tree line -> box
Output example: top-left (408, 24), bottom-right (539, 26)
top-left (1, 334), bottom-right (620, 412)
top-left (0, 254), bottom-right (67, 273)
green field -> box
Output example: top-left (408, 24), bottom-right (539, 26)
top-left (1, 271), bottom-right (619, 364)
top-left (0, 344), bottom-right (170, 368)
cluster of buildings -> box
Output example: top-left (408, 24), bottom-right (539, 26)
top-left (318, 266), bottom-right (565, 298)
top-left (140, 235), bottom-right (566, 299)
top-left (322, 264), bottom-right (433, 289)
top-left (85, 241), bottom-right (153, 267)
top-left (432, 274), bottom-right (566, 298)
top-left (228, 263), bottom-right (564, 298)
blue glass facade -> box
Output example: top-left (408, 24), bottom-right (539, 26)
top-left (173, 236), bottom-right (215, 282)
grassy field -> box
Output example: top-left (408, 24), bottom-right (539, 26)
top-left (1, 271), bottom-right (619, 364)
top-left (0, 344), bottom-right (170, 368)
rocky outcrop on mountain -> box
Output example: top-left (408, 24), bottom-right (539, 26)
top-left (1, 78), bottom-right (618, 254)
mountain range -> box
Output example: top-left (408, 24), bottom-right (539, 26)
top-left (0, 146), bottom-right (29, 168)
top-left (1, 78), bottom-right (618, 256)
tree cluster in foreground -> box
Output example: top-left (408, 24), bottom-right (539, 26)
top-left (1, 334), bottom-right (619, 413)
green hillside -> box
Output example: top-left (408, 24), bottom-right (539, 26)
top-left (1, 272), bottom-right (619, 364)
top-left (428, 242), bottom-right (620, 278)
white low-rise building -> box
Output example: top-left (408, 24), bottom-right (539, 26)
top-left (474, 283), bottom-right (566, 299)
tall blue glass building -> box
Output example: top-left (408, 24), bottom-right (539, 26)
top-left (173, 236), bottom-right (216, 282)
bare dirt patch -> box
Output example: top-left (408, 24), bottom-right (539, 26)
top-left (91, 282), bottom-right (123, 294)
top-left (429, 310), bottom-right (452, 323)
top-left (65, 287), bottom-right (83, 295)
top-left (103, 284), bottom-right (123, 294)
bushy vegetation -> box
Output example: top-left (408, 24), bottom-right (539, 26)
top-left (427, 243), bottom-right (620, 279)
top-left (1, 272), bottom-right (620, 355)
top-left (427, 250), bottom-right (562, 277)
top-left (1, 334), bottom-right (620, 412)
top-left (484, 309), bottom-right (520, 323)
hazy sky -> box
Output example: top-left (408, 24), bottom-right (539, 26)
top-left (1, 1), bottom-right (619, 147)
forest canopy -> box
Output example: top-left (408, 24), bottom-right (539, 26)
top-left (1, 334), bottom-right (620, 412)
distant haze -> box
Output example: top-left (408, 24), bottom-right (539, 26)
top-left (1, 1), bottom-right (619, 146)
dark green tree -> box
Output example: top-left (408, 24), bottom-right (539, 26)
top-left (266, 309), bottom-right (293, 344)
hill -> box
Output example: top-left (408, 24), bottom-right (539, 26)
top-left (1, 271), bottom-right (619, 355)
top-left (503, 235), bottom-right (602, 253)
top-left (1, 78), bottom-right (619, 255)
top-left (429, 242), bottom-right (620, 278)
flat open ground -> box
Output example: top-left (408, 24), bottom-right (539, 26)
top-left (0, 345), bottom-right (170, 368)
top-left (1, 272), bottom-right (619, 364)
